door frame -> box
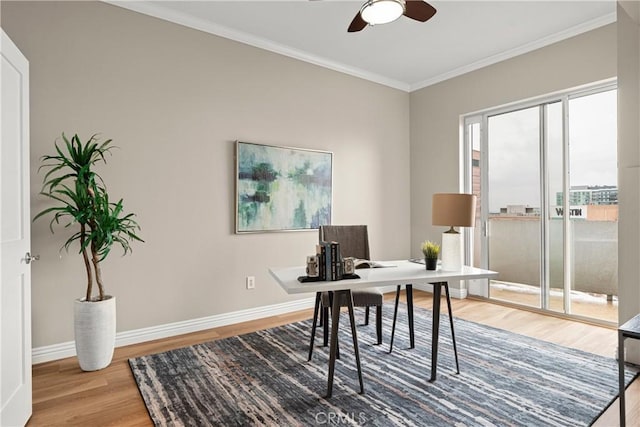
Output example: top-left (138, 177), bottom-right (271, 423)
top-left (1, 28), bottom-right (32, 426)
top-left (463, 79), bottom-right (617, 320)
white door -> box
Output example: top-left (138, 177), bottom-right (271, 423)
top-left (1, 29), bottom-right (32, 426)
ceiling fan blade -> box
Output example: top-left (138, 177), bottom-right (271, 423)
top-left (348, 11), bottom-right (367, 32)
top-left (404, 0), bottom-right (437, 22)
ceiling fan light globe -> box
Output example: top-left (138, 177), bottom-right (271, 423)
top-left (361, 0), bottom-right (404, 25)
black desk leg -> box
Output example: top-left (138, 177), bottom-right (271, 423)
top-left (346, 290), bottom-right (364, 394)
top-left (388, 285), bottom-right (401, 353)
top-left (308, 292), bottom-right (321, 361)
top-left (407, 284), bottom-right (415, 349)
top-left (328, 292), bottom-right (340, 359)
top-left (430, 282), bottom-right (442, 382)
top-left (619, 331), bottom-right (626, 427)
top-left (326, 290), bottom-right (342, 398)
top-left (326, 290), bottom-right (363, 398)
top-left (444, 283), bottom-right (459, 374)
top-left (389, 284), bottom-right (415, 353)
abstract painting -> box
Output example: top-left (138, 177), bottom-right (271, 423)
top-left (235, 141), bottom-right (332, 233)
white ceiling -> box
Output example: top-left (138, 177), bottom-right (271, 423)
top-left (109, 1), bottom-right (617, 92)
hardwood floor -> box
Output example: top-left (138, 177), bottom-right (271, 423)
top-left (28, 291), bottom-right (639, 426)
top-left (490, 281), bottom-right (619, 324)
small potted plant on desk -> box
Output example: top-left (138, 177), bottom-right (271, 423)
top-left (34, 133), bottom-right (143, 371)
top-left (422, 240), bottom-right (440, 270)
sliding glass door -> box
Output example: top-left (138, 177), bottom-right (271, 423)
top-left (465, 83), bottom-right (618, 323)
top-left (564, 90), bottom-right (618, 321)
top-left (486, 106), bottom-right (542, 309)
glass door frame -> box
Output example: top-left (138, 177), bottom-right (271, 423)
top-left (463, 79), bottom-right (617, 317)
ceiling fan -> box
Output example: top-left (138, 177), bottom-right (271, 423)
top-left (348, 0), bottom-right (437, 32)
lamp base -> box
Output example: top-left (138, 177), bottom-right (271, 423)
top-left (441, 231), bottom-right (463, 271)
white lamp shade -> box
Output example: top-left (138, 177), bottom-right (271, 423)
top-left (361, 0), bottom-right (404, 25)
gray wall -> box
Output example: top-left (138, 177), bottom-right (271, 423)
top-left (1, 1), bottom-right (411, 348)
top-left (1, 1), bottom-right (628, 352)
top-left (409, 24), bottom-right (617, 260)
top-left (617, 0), bottom-right (640, 362)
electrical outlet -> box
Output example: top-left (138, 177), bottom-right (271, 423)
top-left (246, 276), bottom-right (255, 290)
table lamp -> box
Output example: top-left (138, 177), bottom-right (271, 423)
top-left (432, 193), bottom-right (477, 271)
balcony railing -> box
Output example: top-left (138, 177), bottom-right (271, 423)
top-left (487, 217), bottom-right (617, 298)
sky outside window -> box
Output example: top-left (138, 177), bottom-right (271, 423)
top-left (486, 89), bottom-right (617, 213)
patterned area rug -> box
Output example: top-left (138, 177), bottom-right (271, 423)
top-left (129, 304), bottom-right (637, 426)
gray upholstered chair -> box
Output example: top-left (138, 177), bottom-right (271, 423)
top-left (308, 225), bottom-right (383, 360)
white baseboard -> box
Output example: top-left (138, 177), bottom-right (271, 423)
top-left (450, 286), bottom-right (468, 299)
top-left (412, 283), bottom-right (468, 299)
top-left (32, 297), bottom-right (315, 365)
top-left (31, 284), bottom-right (466, 365)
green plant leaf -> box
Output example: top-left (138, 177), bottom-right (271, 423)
top-left (33, 133), bottom-right (143, 300)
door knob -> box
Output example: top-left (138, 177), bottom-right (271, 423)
top-left (23, 252), bottom-right (40, 264)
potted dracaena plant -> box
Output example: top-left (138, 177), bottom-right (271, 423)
top-left (34, 133), bottom-right (142, 371)
top-left (421, 240), bottom-right (440, 270)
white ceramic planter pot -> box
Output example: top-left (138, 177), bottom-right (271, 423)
top-left (74, 295), bottom-right (116, 371)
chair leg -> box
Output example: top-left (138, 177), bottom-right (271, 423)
top-left (308, 292), bottom-right (322, 361)
top-left (376, 305), bottom-right (382, 345)
top-left (321, 305), bottom-right (340, 358)
top-left (322, 306), bottom-right (329, 347)
top-left (364, 306), bottom-right (370, 325)
top-left (327, 292), bottom-right (339, 359)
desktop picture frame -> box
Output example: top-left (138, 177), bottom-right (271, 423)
top-left (235, 141), bottom-right (333, 233)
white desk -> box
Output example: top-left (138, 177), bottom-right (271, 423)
top-left (269, 260), bottom-right (498, 397)
top-left (271, 260), bottom-right (497, 294)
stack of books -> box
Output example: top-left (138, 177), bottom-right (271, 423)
top-left (316, 241), bottom-right (343, 281)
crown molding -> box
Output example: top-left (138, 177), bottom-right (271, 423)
top-left (409, 11), bottom-right (617, 92)
top-left (104, 0), bottom-right (411, 92)
top-left (104, 2), bottom-right (615, 93)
